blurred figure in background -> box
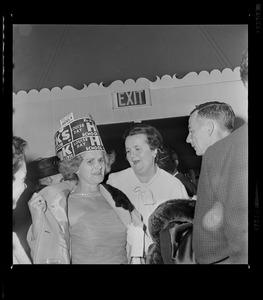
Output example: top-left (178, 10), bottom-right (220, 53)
top-left (13, 155), bottom-right (69, 260)
top-left (160, 146), bottom-right (197, 199)
top-left (32, 156), bottom-right (64, 192)
top-left (12, 136), bottom-right (31, 264)
top-left (185, 168), bottom-right (200, 188)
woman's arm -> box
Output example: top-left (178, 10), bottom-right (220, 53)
top-left (28, 192), bottom-right (47, 240)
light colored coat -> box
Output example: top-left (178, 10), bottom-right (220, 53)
top-left (27, 181), bottom-right (143, 264)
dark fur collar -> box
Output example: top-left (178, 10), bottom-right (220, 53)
top-left (101, 183), bottom-right (134, 212)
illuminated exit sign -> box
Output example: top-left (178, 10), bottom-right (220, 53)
top-left (112, 89), bottom-right (151, 109)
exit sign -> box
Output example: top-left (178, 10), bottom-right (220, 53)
top-left (112, 89), bottom-right (151, 109)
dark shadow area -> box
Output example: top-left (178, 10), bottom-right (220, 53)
top-left (234, 116), bottom-right (246, 130)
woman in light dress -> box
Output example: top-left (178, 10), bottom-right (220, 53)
top-left (107, 124), bottom-right (189, 261)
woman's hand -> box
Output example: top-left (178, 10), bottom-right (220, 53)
top-left (28, 193), bottom-right (47, 240)
top-left (127, 223), bottom-right (144, 256)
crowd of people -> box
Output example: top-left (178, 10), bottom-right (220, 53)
top-left (12, 48), bottom-right (249, 265)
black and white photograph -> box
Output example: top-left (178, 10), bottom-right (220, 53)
top-left (4, 8), bottom-right (262, 294)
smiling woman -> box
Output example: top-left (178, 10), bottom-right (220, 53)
top-left (107, 123), bottom-right (190, 260)
top-left (59, 150), bottom-right (114, 189)
top-left (26, 114), bottom-right (145, 264)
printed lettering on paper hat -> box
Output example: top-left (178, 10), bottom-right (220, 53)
top-left (54, 113), bottom-right (104, 160)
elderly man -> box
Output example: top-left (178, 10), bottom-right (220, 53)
top-left (186, 101), bottom-right (235, 156)
top-left (186, 49), bottom-right (248, 264)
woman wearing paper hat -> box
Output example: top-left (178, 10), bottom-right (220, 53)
top-left (27, 115), bottom-right (143, 264)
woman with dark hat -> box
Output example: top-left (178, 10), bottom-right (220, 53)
top-left (29, 156), bottom-right (64, 192)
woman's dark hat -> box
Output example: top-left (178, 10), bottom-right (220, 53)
top-left (28, 156), bottom-right (60, 179)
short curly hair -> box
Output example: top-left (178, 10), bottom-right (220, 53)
top-left (58, 150), bottom-right (116, 180)
top-left (122, 123), bottom-right (166, 168)
top-left (13, 136), bottom-right (27, 179)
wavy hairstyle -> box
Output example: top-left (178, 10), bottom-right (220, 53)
top-left (58, 150), bottom-right (116, 181)
top-left (122, 123), bottom-right (167, 168)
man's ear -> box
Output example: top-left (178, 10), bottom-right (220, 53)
top-left (206, 120), bottom-right (215, 136)
top-left (175, 159), bottom-right (179, 167)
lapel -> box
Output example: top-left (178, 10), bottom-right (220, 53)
top-left (99, 184), bottom-right (131, 228)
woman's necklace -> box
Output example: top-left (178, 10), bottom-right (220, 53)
top-left (70, 191), bottom-right (102, 198)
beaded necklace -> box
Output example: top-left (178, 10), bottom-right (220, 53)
top-left (70, 191), bottom-right (102, 198)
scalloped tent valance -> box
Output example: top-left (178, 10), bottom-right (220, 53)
top-left (14, 67), bottom-right (242, 96)
top-left (13, 68), bottom-right (247, 160)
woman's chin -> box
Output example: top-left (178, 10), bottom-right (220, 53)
top-left (93, 175), bottom-right (104, 184)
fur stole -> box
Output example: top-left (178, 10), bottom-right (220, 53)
top-left (146, 199), bottom-right (196, 264)
top-left (101, 183), bottom-right (135, 212)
